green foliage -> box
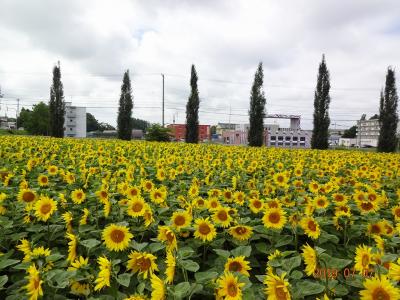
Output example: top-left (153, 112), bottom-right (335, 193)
top-left (248, 62), bottom-right (266, 147)
top-left (342, 125), bottom-right (357, 138)
top-left (185, 65), bottom-right (200, 143)
top-left (145, 124), bottom-right (171, 142)
top-left (378, 67), bottom-right (399, 152)
top-left (132, 117), bottom-right (150, 131)
top-left (311, 54), bottom-right (331, 149)
top-left (86, 113), bottom-right (100, 132)
top-left (117, 70), bottom-right (133, 140)
top-left (16, 102), bottom-right (49, 135)
top-left (49, 64), bottom-right (65, 138)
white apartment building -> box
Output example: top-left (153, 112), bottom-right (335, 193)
top-left (64, 102), bottom-right (86, 138)
top-left (356, 118), bottom-right (380, 147)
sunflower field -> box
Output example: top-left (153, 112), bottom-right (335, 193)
top-left (0, 136), bottom-right (400, 300)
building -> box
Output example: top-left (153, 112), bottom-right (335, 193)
top-left (64, 102), bottom-right (86, 138)
top-left (356, 118), bottom-right (380, 147)
top-left (216, 123), bottom-right (237, 135)
top-left (0, 117), bottom-right (16, 130)
top-left (339, 138), bottom-right (357, 147)
top-left (168, 124), bottom-right (211, 142)
top-left (264, 115), bottom-right (311, 148)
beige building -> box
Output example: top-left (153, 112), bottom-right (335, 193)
top-left (356, 118), bottom-right (380, 147)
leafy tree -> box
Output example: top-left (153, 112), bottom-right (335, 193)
top-left (132, 117), bottom-right (150, 131)
top-left (17, 108), bottom-right (31, 129)
top-left (369, 114), bottom-right (379, 120)
top-left (99, 123), bottom-right (115, 131)
top-left (145, 124), bottom-right (171, 142)
top-left (210, 125), bottom-right (216, 135)
top-left (22, 102), bottom-right (49, 135)
top-left (86, 113), bottom-right (100, 132)
top-left (185, 65), bottom-right (200, 143)
top-left (378, 67), bottom-right (398, 152)
top-left (342, 125), bottom-right (357, 138)
top-left (49, 63), bottom-right (65, 138)
top-left (311, 55), bottom-right (331, 149)
top-left (117, 70), bottom-right (133, 140)
top-left (248, 62), bottom-right (266, 147)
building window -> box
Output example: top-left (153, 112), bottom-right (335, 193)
top-left (278, 136), bottom-right (283, 141)
top-left (293, 136), bottom-right (298, 141)
top-left (285, 136), bottom-right (291, 141)
top-left (278, 142), bottom-right (283, 146)
top-left (270, 142), bottom-right (276, 146)
top-left (300, 137), bottom-right (305, 141)
top-left (70, 128), bottom-right (72, 131)
top-left (271, 136), bottom-right (276, 141)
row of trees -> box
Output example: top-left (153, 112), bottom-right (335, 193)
top-left (31, 58), bottom-right (399, 152)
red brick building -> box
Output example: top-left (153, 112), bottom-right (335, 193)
top-left (168, 124), bottom-right (211, 142)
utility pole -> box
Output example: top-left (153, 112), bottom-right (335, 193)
top-left (16, 98), bottom-right (20, 129)
top-left (161, 74), bottom-right (165, 127)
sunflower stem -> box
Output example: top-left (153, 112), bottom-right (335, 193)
top-left (47, 222), bottom-right (50, 248)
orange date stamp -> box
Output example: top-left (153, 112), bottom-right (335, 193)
top-left (313, 268), bottom-right (375, 279)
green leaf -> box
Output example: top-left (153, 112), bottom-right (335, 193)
top-left (214, 249), bottom-right (230, 258)
top-left (46, 254), bottom-right (64, 262)
top-left (254, 243), bottom-right (269, 254)
top-left (281, 255), bottom-right (301, 272)
top-left (290, 270), bottom-right (303, 280)
top-left (319, 253), bottom-right (352, 269)
top-left (148, 242), bottom-right (165, 253)
top-left (180, 260), bottom-right (200, 272)
top-left (0, 259), bottom-right (20, 270)
top-left (137, 282), bottom-right (145, 294)
top-left (116, 273), bottom-right (131, 287)
top-left (274, 235), bottom-right (293, 247)
top-left (178, 247), bottom-right (195, 259)
top-left (318, 232), bottom-right (340, 244)
top-left (80, 239), bottom-right (101, 249)
top-left (174, 282), bottom-right (191, 298)
top-left (131, 241), bottom-right (148, 252)
top-left (255, 275), bottom-right (266, 283)
top-left (296, 280), bottom-right (325, 296)
top-left (194, 271), bottom-right (219, 284)
top-left (0, 275), bottom-right (8, 288)
top-left (231, 245), bottom-right (251, 257)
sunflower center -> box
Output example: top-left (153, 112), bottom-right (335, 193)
top-left (235, 227), bottom-right (246, 235)
top-left (23, 191), bottom-right (35, 202)
top-left (227, 282), bottom-right (238, 297)
top-left (217, 211), bottom-right (228, 221)
top-left (225, 192), bottom-right (232, 199)
top-left (110, 229), bottom-right (125, 243)
top-left (308, 220), bottom-right (317, 231)
top-left (138, 257), bottom-right (151, 271)
top-left (335, 195), bottom-right (344, 202)
top-left (166, 231), bottom-right (175, 244)
top-left (268, 212), bottom-right (281, 224)
top-left (370, 225), bottom-right (381, 234)
top-left (130, 189), bottom-right (138, 196)
top-left (100, 191), bottom-right (108, 198)
top-left (361, 202), bottom-right (373, 211)
top-left (317, 200), bottom-right (325, 207)
top-left (395, 209), bottom-right (400, 217)
top-left (154, 192), bottom-right (162, 199)
top-left (211, 201), bottom-right (218, 208)
top-left (34, 278), bottom-right (40, 289)
top-left (41, 177), bottom-right (48, 183)
top-left (277, 176), bottom-right (284, 182)
top-left (361, 254), bottom-right (370, 267)
top-left (253, 200), bottom-right (262, 209)
top-left (174, 215), bottom-right (186, 226)
top-left (132, 202), bottom-right (143, 212)
top-left (199, 223), bottom-right (211, 235)
top-left (40, 203), bottom-right (52, 214)
top-left (275, 286), bottom-right (287, 300)
top-left (269, 202), bottom-right (278, 208)
top-left (229, 261), bottom-right (242, 272)
top-left (76, 192), bottom-right (83, 199)
top-left (368, 194), bottom-right (377, 201)
top-left (372, 287), bottom-right (390, 300)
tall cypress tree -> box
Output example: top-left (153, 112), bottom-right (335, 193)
top-left (248, 62), bottom-right (266, 147)
top-left (49, 62), bottom-right (65, 138)
top-left (311, 54), bottom-right (331, 149)
top-left (185, 65), bottom-right (200, 143)
top-left (117, 70), bottom-right (133, 140)
top-left (378, 67), bottom-right (398, 152)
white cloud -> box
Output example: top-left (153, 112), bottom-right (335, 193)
top-left (0, 0), bottom-right (399, 129)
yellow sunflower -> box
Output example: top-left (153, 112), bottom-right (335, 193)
top-left (224, 256), bottom-right (251, 277)
top-left (216, 272), bottom-right (245, 300)
top-left (360, 275), bottom-right (400, 300)
top-left (70, 281), bottom-right (90, 297)
top-left (213, 206), bottom-right (232, 228)
top-left (354, 245), bottom-right (375, 275)
top-left (249, 198), bottom-right (264, 214)
top-left (233, 191), bottom-right (246, 206)
top-left (300, 217), bottom-right (320, 240)
top-left (301, 244), bottom-right (317, 276)
top-left (170, 211), bottom-right (192, 230)
top-left (150, 188), bottom-right (167, 205)
top-left (264, 271), bottom-right (291, 300)
top-left (34, 196), bottom-right (57, 222)
top-left (66, 232), bottom-right (77, 262)
top-left (388, 258), bottom-right (400, 281)
top-left (71, 189), bottom-right (86, 204)
top-left (273, 172), bottom-right (289, 188)
top-left (392, 205), bottom-right (400, 221)
top-left (25, 264), bottom-right (43, 300)
top-left (314, 195), bottom-right (329, 210)
top-left (194, 218), bottom-right (217, 242)
top-left (127, 185), bottom-right (141, 199)
top-left (79, 208), bottom-right (90, 225)
top-left (142, 180), bottom-right (154, 192)
top-left (68, 256), bottom-right (89, 271)
top-left (47, 165), bottom-right (58, 176)
top-left (37, 174), bottom-right (49, 187)
top-left (127, 197), bottom-right (146, 217)
top-left (94, 256), bottom-right (112, 291)
top-left (127, 251), bottom-right (158, 279)
top-left (263, 208), bottom-right (287, 230)
top-left (165, 251), bottom-right (176, 284)
top-left (228, 225), bottom-right (253, 241)
top-left (150, 274), bottom-right (166, 300)
top-left (157, 226), bottom-right (177, 251)
top-left (18, 189), bottom-right (37, 205)
top-left (102, 224), bottom-right (133, 252)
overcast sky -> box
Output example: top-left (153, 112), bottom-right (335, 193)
top-left (0, 0), bottom-right (399, 129)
